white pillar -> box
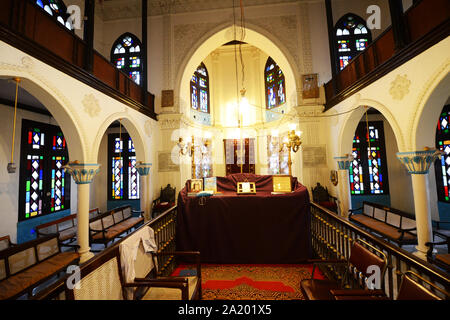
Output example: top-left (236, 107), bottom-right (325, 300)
top-left (334, 155), bottom-right (353, 217)
top-left (397, 150), bottom-right (443, 260)
top-left (77, 183), bottom-right (93, 262)
top-left (63, 163), bottom-right (101, 263)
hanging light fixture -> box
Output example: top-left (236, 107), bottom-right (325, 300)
top-left (7, 77), bottom-right (21, 174)
top-left (364, 106), bottom-right (373, 161)
top-left (118, 118), bottom-right (123, 169)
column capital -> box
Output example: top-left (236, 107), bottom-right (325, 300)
top-left (63, 162), bottom-right (101, 184)
top-left (334, 154), bottom-right (354, 170)
top-left (136, 162), bottom-right (152, 176)
top-left (396, 150), bottom-right (444, 174)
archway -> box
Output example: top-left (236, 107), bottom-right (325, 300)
top-left (177, 23), bottom-right (300, 119)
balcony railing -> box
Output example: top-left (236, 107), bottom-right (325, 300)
top-left (324, 0), bottom-right (450, 111)
top-left (0, 0), bottom-right (156, 120)
top-left (311, 202), bottom-right (450, 299)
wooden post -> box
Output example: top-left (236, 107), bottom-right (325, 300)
top-left (388, 0), bottom-right (410, 51)
top-left (325, 0), bottom-right (338, 96)
top-left (83, 0), bottom-right (95, 72)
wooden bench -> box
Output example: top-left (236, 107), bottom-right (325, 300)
top-left (349, 201), bottom-right (417, 247)
top-left (89, 206), bottom-right (144, 248)
top-left (35, 208), bottom-right (101, 249)
top-left (0, 235), bottom-right (15, 252)
top-left (0, 234), bottom-right (79, 300)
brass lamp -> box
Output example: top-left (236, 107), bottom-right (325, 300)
top-left (280, 128), bottom-right (302, 176)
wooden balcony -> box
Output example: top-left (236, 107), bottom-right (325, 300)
top-left (324, 0), bottom-right (450, 111)
top-left (0, 0), bottom-right (156, 120)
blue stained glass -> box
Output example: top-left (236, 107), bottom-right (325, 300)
top-left (37, 0), bottom-right (44, 8)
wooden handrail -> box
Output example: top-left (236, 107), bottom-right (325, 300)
top-left (310, 202), bottom-right (450, 298)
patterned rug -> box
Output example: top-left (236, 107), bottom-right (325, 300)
top-left (171, 264), bottom-right (325, 300)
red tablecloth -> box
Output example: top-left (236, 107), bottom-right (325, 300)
top-left (176, 173), bottom-right (312, 263)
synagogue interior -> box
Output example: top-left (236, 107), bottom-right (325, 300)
top-left (0, 0), bottom-right (449, 302)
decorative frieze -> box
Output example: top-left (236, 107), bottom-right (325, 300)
top-left (63, 162), bottom-right (101, 184)
top-left (396, 150), bottom-right (443, 174)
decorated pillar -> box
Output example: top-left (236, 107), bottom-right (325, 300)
top-left (63, 162), bottom-right (101, 263)
top-left (334, 154), bottom-right (353, 217)
top-left (396, 150), bottom-right (443, 259)
top-left (136, 162), bottom-right (152, 221)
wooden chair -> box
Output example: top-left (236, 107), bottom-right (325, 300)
top-left (331, 271), bottom-right (448, 300)
top-left (151, 184), bottom-right (176, 219)
top-left (312, 182), bottom-right (338, 213)
top-left (426, 241), bottom-right (450, 272)
top-left (66, 245), bottom-right (201, 300)
top-left (300, 239), bottom-right (388, 300)
top-left (0, 235), bottom-right (15, 252)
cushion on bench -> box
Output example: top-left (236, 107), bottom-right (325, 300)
top-left (0, 252), bottom-right (79, 300)
top-left (352, 215), bottom-right (415, 241)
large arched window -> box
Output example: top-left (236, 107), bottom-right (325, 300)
top-left (36, 0), bottom-right (73, 30)
top-left (111, 33), bottom-right (143, 86)
top-left (435, 104), bottom-right (450, 203)
top-left (264, 57), bottom-right (286, 109)
top-left (190, 63), bottom-right (210, 113)
top-left (335, 14), bottom-right (372, 70)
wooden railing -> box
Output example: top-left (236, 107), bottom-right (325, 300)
top-left (32, 206), bottom-right (178, 300)
top-left (0, 0), bottom-right (156, 120)
top-left (311, 202), bottom-right (450, 299)
top-left (324, 0), bottom-right (450, 110)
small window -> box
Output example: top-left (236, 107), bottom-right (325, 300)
top-left (264, 57), bottom-right (286, 109)
top-left (111, 33), bottom-right (144, 86)
top-left (335, 14), bottom-right (372, 70)
top-left (190, 63), bottom-right (210, 113)
top-left (35, 0), bottom-right (73, 30)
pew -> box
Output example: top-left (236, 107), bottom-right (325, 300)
top-left (35, 208), bottom-right (101, 249)
top-left (0, 234), bottom-right (79, 300)
top-left (349, 201), bottom-right (417, 247)
top-left (89, 206), bottom-right (144, 248)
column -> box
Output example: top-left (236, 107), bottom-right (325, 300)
top-left (63, 162), bottom-right (101, 263)
top-left (325, 0), bottom-right (338, 96)
top-left (334, 154), bottom-right (353, 217)
top-left (136, 162), bottom-right (152, 221)
top-left (396, 150), bottom-right (443, 259)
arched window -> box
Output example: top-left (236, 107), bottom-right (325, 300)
top-left (335, 14), bottom-right (372, 70)
top-left (18, 120), bottom-right (71, 221)
top-left (35, 0), bottom-right (73, 31)
top-left (190, 63), bottom-right (210, 113)
top-left (264, 57), bottom-right (286, 109)
top-left (108, 133), bottom-right (140, 201)
top-left (111, 33), bottom-right (143, 86)
top-left (435, 104), bottom-right (450, 203)
top-left (350, 121), bottom-right (389, 195)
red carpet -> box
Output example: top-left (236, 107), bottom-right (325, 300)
top-left (172, 263), bottom-right (325, 300)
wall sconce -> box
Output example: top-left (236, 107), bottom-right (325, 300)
top-left (177, 135), bottom-right (194, 157)
top-left (280, 127), bottom-right (302, 176)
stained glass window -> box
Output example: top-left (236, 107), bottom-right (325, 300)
top-left (111, 33), bottom-right (144, 86)
top-left (190, 63), bottom-right (210, 113)
top-left (350, 121), bottom-right (389, 196)
top-left (267, 135), bottom-right (290, 175)
top-left (264, 57), bottom-right (286, 109)
top-left (435, 104), bottom-right (450, 203)
top-left (335, 14), bottom-right (372, 71)
top-left (108, 133), bottom-right (140, 201)
top-left (19, 120), bottom-right (71, 221)
top-left (35, 0), bottom-right (73, 31)
top-left (193, 138), bottom-right (213, 179)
